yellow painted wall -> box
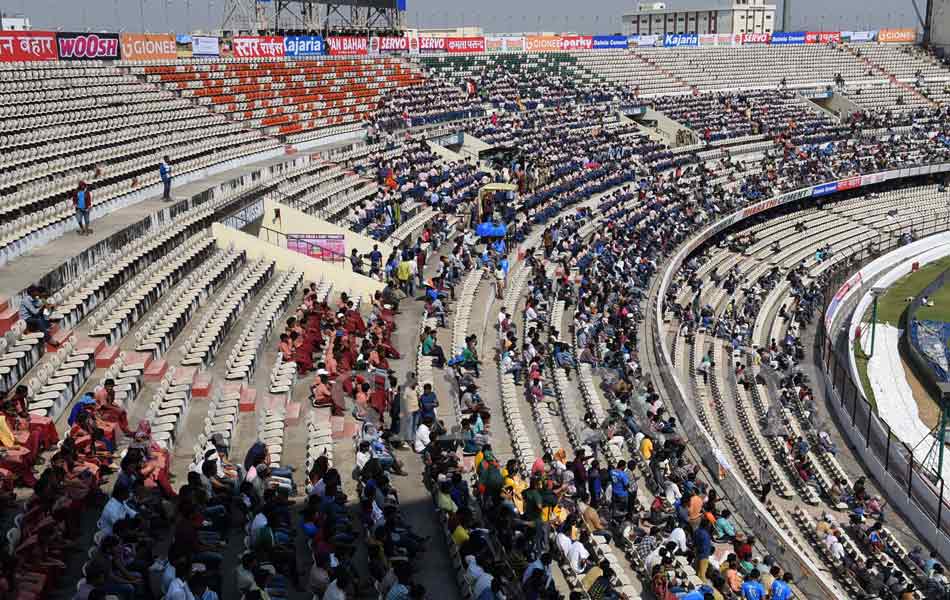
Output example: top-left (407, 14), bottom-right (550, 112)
top-left (212, 223), bottom-right (385, 300)
top-left (260, 198), bottom-right (393, 258)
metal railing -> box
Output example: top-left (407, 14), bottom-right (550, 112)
top-left (817, 216), bottom-right (950, 545)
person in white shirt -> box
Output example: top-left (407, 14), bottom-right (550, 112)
top-left (165, 573), bottom-right (195, 600)
top-left (414, 419), bottom-right (432, 453)
top-left (250, 510), bottom-right (269, 541)
top-left (323, 569), bottom-right (351, 600)
top-left (566, 531), bottom-right (592, 573)
top-left (99, 485), bottom-right (137, 536)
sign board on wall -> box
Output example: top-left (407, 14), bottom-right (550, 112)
top-left (120, 33), bottom-right (176, 60)
top-left (663, 33), bottom-right (699, 47)
top-left (191, 35), bottom-right (220, 56)
top-left (445, 37), bottom-right (485, 53)
top-left (0, 30), bottom-right (57, 61)
top-left (770, 31), bottom-right (806, 45)
top-left (559, 35), bottom-right (593, 51)
top-left (56, 32), bottom-right (120, 60)
top-left (592, 35), bottom-right (627, 49)
top-left (287, 234), bottom-right (346, 262)
top-left (805, 31), bottom-right (841, 44)
top-left (326, 35), bottom-right (368, 55)
top-left (418, 36), bottom-right (445, 53)
top-left (232, 36), bottom-right (285, 58)
top-left (370, 35), bottom-right (409, 53)
top-left (283, 35), bottom-right (323, 56)
top-left (879, 28), bottom-right (916, 43)
top-left (526, 35), bottom-right (562, 52)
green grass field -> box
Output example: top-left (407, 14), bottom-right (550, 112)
top-left (872, 256), bottom-right (950, 325)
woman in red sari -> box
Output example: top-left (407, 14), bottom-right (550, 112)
top-left (278, 334), bottom-right (293, 362)
top-left (95, 380), bottom-right (132, 438)
top-left (3, 386), bottom-right (56, 450)
top-left (129, 420), bottom-right (175, 498)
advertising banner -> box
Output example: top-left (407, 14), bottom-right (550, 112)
top-left (848, 30), bottom-right (878, 42)
top-left (811, 181), bottom-right (839, 197)
top-left (770, 31), bottom-right (806, 45)
top-left (287, 234), bottom-right (346, 262)
top-left (526, 35), bottom-right (561, 52)
top-left (232, 36), bottom-right (285, 58)
top-left (698, 34), bottom-right (718, 46)
top-left (176, 34), bottom-right (193, 57)
top-left (0, 30), bottom-right (57, 62)
top-left (663, 33), bottom-right (698, 47)
top-left (485, 36), bottom-right (504, 52)
top-left (284, 35), bottom-right (323, 57)
top-left (592, 35), bottom-right (627, 49)
top-left (56, 32), bottom-right (120, 60)
top-left (504, 37), bottom-right (525, 52)
top-left (836, 176), bottom-right (862, 191)
top-left (805, 31), bottom-right (841, 44)
top-left (326, 35), bottom-right (368, 56)
top-left (120, 33), bottom-right (176, 61)
top-left (418, 36), bottom-right (445, 53)
top-left (371, 35), bottom-right (409, 53)
top-left (445, 37), bottom-right (485, 53)
top-left (559, 35), bottom-right (593, 51)
top-left (879, 28), bottom-right (916, 43)
top-left (191, 35), bottom-right (220, 56)
top-left (861, 172), bottom-right (887, 187)
top-left (740, 32), bottom-right (771, 44)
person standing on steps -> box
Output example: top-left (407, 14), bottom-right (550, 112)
top-left (758, 464), bottom-right (772, 503)
top-left (159, 155), bottom-right (172, 201)
top-left (73, 181), bottom-right (92, 235)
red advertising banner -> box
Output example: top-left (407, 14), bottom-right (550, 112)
top-left (878, 28), bottom-right (916, 43)
top-left (326, 35), bottom-right (368, 56)
top-left (805, 31), bottom-right (841, 44)
top-left (559, 35), bottom-right (593, 51)
top-left (445, 37), bottom-right (485, 53)
top-left (0, 30), bottom-right (57, 62)
top-left (740, 32), bottom-right (771, 44)
top-left (836, 176), bottom-right (862, 192)
top-left (371, 36), bottom-right (409, 53)
top-left (232, 36), bottom-right (285, 58)
top-left (419, 36), bottom-right (445, 53)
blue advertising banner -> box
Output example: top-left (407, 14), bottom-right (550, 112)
top-left (770, 31), bottom-right (806, 45)
top-left (811, 182), bottom-right (838, 197)
top-left (592, 35), bottom-right (628, 49)
top-left (397, 0), bottom-right (407, 10)
top-left (284, 35), bottom-right (324, 56)
top-left (663, 33), bottom-right (698, 47)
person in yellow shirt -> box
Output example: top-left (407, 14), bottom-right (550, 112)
top-left (436, 477), bottom-right (458, 514)
top-left (640, 435), bottom-right (654, 461)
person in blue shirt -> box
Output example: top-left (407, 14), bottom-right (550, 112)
top-left (693, 519), bottom-right (714, 581)
top-left (740, 569), bottom-right (766, 600)
top-left (609, 460), bottom-right (630, 515)
top-left (368, 244), bottom-right (383, 279)
top-left (769, 572), bottom-right (794, 600)
top-left (19, 285), bottom-right (52, 342)
top-left (418, 383), bottom-right (438, 422)
top-left (73, 180), bottom-right (92, 235)
top-left (159, 155), bottom-right (172, 200)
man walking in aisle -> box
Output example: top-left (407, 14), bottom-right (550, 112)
top-left (73, 181), bottom-right (92, 235)
top-left (159, 155), bottom-right (172, 201)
